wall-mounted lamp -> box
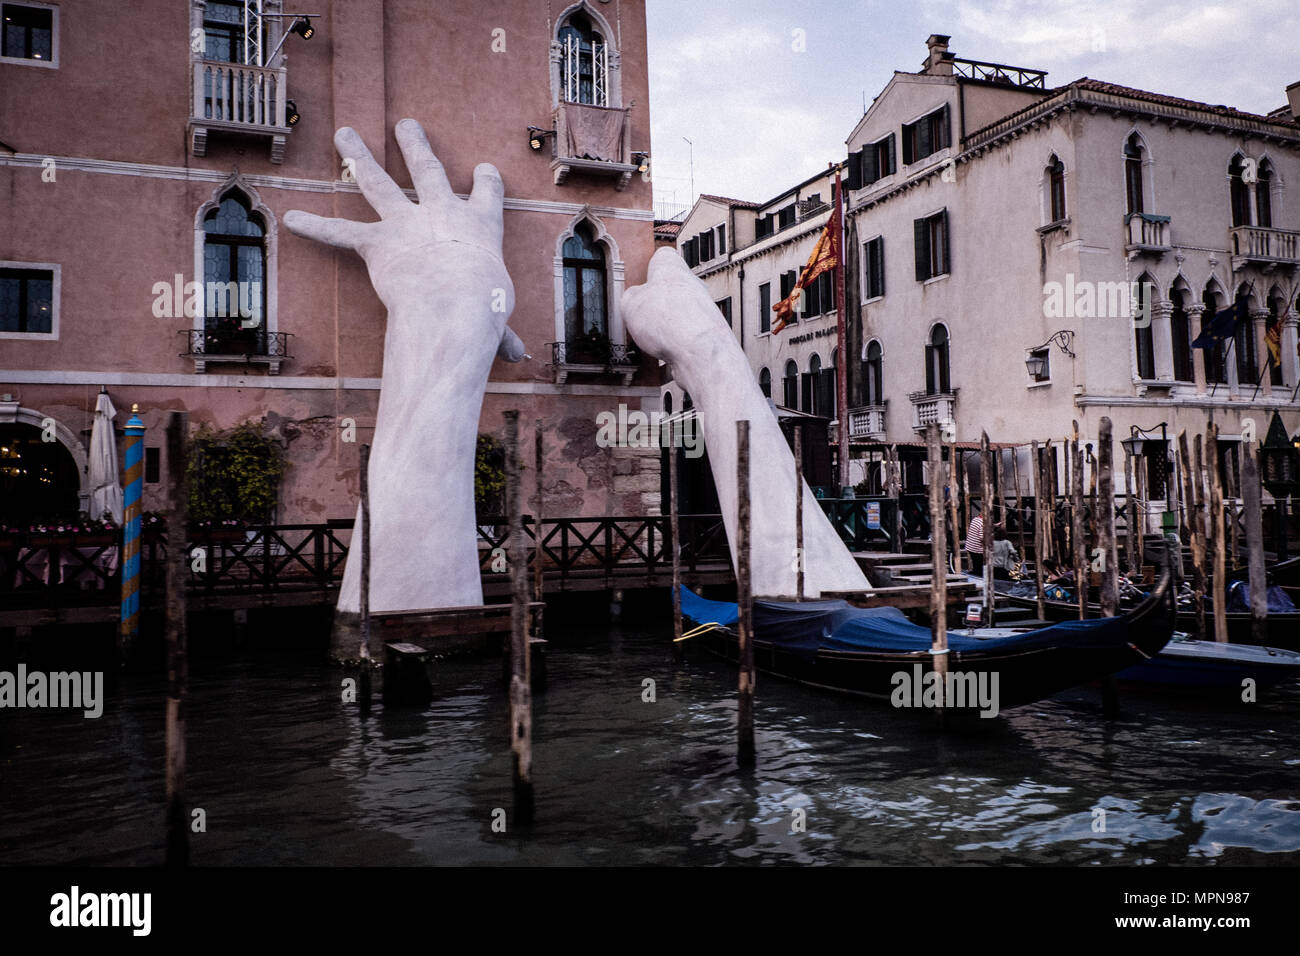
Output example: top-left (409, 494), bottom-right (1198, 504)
top-left (264, 12), bottom-right (321, 64)
top-left (1024, 329), bottom-right (1075, 380)
top-left (285, 100), bottom-right (301, 126)
top-left (527, 126), bottom-right (556, 151)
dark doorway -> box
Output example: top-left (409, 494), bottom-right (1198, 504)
top-left (0, 423), bottom-right (81, 528)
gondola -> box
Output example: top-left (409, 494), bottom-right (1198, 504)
top-left (680, 560), bottom-right (1176, 717)
top-left (995, 581), bottom-right (1300, 652)
top-left (1113, 634), bottom-right (1300, 691)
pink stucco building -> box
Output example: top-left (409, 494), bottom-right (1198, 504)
top-left (0, 0), bottom-right (662, 528)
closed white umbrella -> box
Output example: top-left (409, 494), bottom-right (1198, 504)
top-left (88, 388), bottom-right (124, 524)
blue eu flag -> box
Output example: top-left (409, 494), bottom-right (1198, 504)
top-left (1191, 299), bottom-right (1246, 349)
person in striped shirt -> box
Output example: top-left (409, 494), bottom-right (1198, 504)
top-left (965, 510), bottom-right (985, 575)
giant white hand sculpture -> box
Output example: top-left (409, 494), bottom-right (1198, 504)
top-left (286, 120), bottom-right (520, 613)
top-left (622, 249), bottom-right (870, 598)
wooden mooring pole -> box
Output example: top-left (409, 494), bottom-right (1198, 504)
top-left (505, 411), bottom-right (534, 822)
top-left (927, 424), bottom-right (948, 726)
top-left (948, 438), bottom-right (962, 575)
top-left (669, 424), bottom-right (683, 661)
top-left (358, 442), bottom-right (373, 715)
top-left (1011, 446), bottom-right (1025, 568)
top-left (1177, 432), bottom-right (1206, 640)
top-left (1206, 423), bottom-right (1228, 643)
top-left (1097, 418), bottom-right (1120, 717)
top-left (164, 410), bottom-right (190, 866)
top-left (980, 432), bottom-right (994, 627)
top-left (794, 425), bottom-right (805, 601)
top-left (1240, 438), bottom-right (1268, 647)
top-left (534, 421), bottom-right (544, 605)
top-left (1032, 440), bottom-right (1046, 622)
top-left (736, 420), bottom-right (756, 768)
top-left (1071, 423), bottom-right (1086, 621)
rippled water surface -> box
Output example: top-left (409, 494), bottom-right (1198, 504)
top-left (3, 611), bottom-right (1299, 866)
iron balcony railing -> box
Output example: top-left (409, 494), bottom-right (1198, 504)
top-left (179, 328), bottom-right (293, 359)
top-left (549, 340), bottom-right (639, 369)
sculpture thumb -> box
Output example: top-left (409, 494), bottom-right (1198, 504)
top-left (497, 326), bottom-right (528, 363)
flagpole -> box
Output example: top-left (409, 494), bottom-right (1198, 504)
top-left (833, 162), bottom-right (849, 492)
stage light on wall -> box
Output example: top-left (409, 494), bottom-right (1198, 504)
top-left (634, 152), bottom-right (649, 174)
top-left (286, 100), bottom-right (301, 126)
top-left (527, 126), bottom-right (554, 151)
top-left (291, 17), bottom-right (315, 39)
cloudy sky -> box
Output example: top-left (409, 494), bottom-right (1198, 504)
top-left (644, 0), bottom-right (1300, 217)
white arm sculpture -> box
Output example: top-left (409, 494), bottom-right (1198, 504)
top-left (286, 120), bottom-right (518, 613)
top-left (622, 249), bottom-right (870, 598)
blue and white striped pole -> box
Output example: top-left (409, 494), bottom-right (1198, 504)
top-left (119, 405), bottom-right (145, 662)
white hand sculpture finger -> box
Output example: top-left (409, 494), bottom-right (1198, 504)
top-left (497, 327), bottom-right (527, 363)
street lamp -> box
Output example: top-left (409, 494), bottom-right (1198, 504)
top-left (1259, 410), bottom-right (1298, 560)
top-left (1122, 421), bottom-right (1174, 522)
top-left (1024, 329), bottom-right (1075, 381)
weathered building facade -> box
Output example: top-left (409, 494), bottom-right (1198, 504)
top-left (669, 35), bottom-right (1300, 516)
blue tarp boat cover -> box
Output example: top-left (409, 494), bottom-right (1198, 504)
top-left (1226, 581), bottom-right (1297, 613)
top-left (680, 586), bottom-right (1129, 662)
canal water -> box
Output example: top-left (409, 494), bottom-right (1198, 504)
top-left (3, 600), bottom-right (1299, 866)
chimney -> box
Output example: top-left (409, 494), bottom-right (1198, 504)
top-left (924, 34), bottom-right (953, 75)
top-left (1288, 80), bottom-right (1300, 122)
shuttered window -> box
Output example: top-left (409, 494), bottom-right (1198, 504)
top-left (902, 105), bottom-right (949, 165)
top-left (913, 209), bottom-right (950, 280)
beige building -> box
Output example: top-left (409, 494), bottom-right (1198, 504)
top-left (671, 35), bottom-right (1300, 517)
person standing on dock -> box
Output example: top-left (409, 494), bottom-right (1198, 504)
top-left (965, 509), bottom-right (986, 576)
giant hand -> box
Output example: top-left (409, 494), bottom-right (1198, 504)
top-left (286, 119), bottom-right (520, 613)
top-left (622, 248), bottom-right (870, 597)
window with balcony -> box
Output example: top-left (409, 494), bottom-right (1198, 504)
top-left (1256, 160), bottom-right (1273, 228)
top-left (190, 1), bottom-right (292, 162)
top-left (1267, 292), bottom-right (1284, 387)
top-left (902, 106), bottom-right (950, 165)
top-left (1234, 289), bottom-right (1257, 384)
top-left (548, 5), bottom-right (631, 188)
top-left (864, 340), bottom-right (883, 405)
top-left (759, 282), bottom-right (771, 333)
top-left (1, 2), bottom-right (55, 66)
top-left (914, 210), bottom-right (949, 280)
top-left (777, 205), bottom-right (796, 230)
top-left (202, 190), bottom-right (267, 353)
top-left (1229, 155), bottom-right (1251, 228)
top-left (1124, 134), bottom-right (1145, 215)
top-left (1134, 273), bottom-right (1155, 380)
top-left (0, 264), bottom-right (56, 338)
top-left (559, 10), bottom-right (607, 106)
top-left (563, 222), bottom-right (608, 355)
top-left (783, 360), bottom-right (799, 409)
top-left (925, 324), bottom-right (950, 395)
top-left (862, 236), bottom-right (884, 299)
top-left (1202, 285), bottom-right (1228, 386)
top-left (1170, 288), bottom-right (1194, 383)
top-left (203, 1), bottom-right (256, 63)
